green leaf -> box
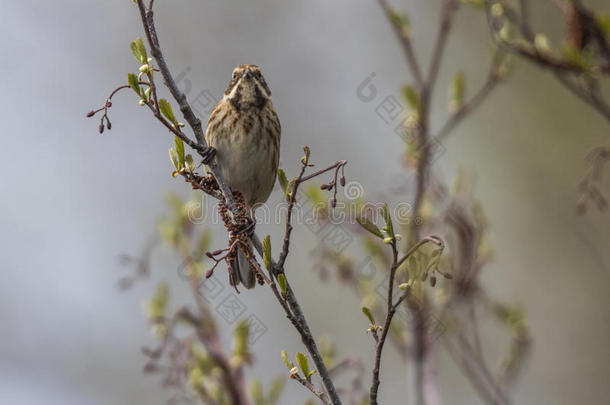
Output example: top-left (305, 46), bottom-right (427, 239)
top-left (281, 350), bottom-right (294, 369)
top-left (174, 136), bottom-right (185, 166)
top-left (146, 282), bottom-right (169, 318)
top-left (130, 40), bottom-right (141, 63)
top-left (449, 72), bottom-right (465, 112)
top-left (461, 0), bottom-right (485, 9)
top-left (401, 84), bottom-right (420, 112)
top-left (169, 148), bottom-right (181, 171)
top-left (295, 352), bottom-right (310, 377)
top-left (277, 273), bottom-right (287, 294)
top-left (277, 169), bottom-right (288, 193)
top-left (185, 154), bottom-right (195, 172)
top-left (262, 235), bottom-right (272, 270)
top-left (233, 320), bottom-right (249, 357)
top-left (249, 379), bottom-right (264, 405)
top-left (131, 37), bottom-right (148, 64)
top-left (158, 98), bottom-right (178, 126)
top-left (301, 145), bottom-right (311, 165)
top-left (268, 376), bottom-right (285, 404)
top-left (127, 72), bottom-right (141, 95)
top-left (597, 14), bottom-right (610, 37)
top-left (356, 215), bottom-right (384, 239)
top-left (187, 367), bottom-right (204, 390)
top-left (387, 9), bottom-right (410, 36)
top-left (285, 179), bottom-right (296, 200)
top-left (362, 306), bottom-right (375, 325)
top-left (381, 203), bottom-right (394, 237)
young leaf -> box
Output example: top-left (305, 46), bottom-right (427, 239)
top-left (185, 154), bottom-right (195, 172)
top-left (249, 379), bottom-right (264, 405)
top-left (381, 203), bottom-right (394, 237)
top-left (401, 84), bottom-right (420, 112)
top-left (128, 72), bottom-right (140, 95)
top-left (362, 306), bottom-right (375, 325)
top-left (134, 37), bottom-right (148, 64)
top-left (356, 215), bottom-right (384, 239)
top-left (262, 235), bottom-right (272, 270)
top-left (462, 0), bottom-right (485, 9)
top-left (277, 168), bottom-right (288, 193)
top-left (130, 40), bottom-right (142, 64)
top-left (277, 273), bottom-right (287, 294)
top-left (174, 136), bottom-right (185, 166)
top-left (285, 179), bottom-right (296, 200)
top-left (449, 72), bottom-right (465, 112)
top-left (169, 147), bottom-right (181, 171)
top-left (281, 350), bottom-right (294, 369)
top-left (301, 145), bottom-right (311, 165)
top-left (146, 282), bottom-right (169, 318)
top-left (408, 255), bottom-right (417, 270)
top-left (387, 9), bottom-right (410, 36)
top-left (158, 98), bottom-right (178, 126)
top-left (295, 352), bottom-right (310, 377)
top-left (233, 320), bottom-right (250, 357)
top-left (268, 376), bottom-right (285, 404)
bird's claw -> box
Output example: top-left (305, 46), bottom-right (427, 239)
top-left (201, 146), bottom-right (216, 165)
top-left (242, 217), bottom-right (256, 237)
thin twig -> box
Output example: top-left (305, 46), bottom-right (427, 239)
top-left (377, 0), bottom-right (424, 88)
top-left (427, 0), bottom-right (460, 90)
top-left (435, 52), bottom-right (503, 143)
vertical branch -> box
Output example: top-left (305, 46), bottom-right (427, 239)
top-left (369, 237), bottom-right (444, 405)
top-left (426, 0), bottom-right (460, 90)
top-left (377, 0), bottom-right (424, 88)
top-left (369, 242), bottom-right (400, 405)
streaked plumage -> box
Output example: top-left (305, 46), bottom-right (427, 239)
top-left (205, 64), bottom-right (281, 288)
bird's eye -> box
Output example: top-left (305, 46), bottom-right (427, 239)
top-left (232, 72), bottom-right (238, 80)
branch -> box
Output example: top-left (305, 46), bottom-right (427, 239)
top-left (291, 373), bottom-right (332, 405)
top-left (435, 51), bottom-right (504, 143)
top-left (377, 0), bottom-right (424, 88)
top-left (129, 2), bottom-right (344, 403)
top-left (427, 0), bottom-right (460, 91)
top-left (134, 0), bottom-right (236, 210)
top-left (484, 0), bottom-right (610, 123)
top-left (270, 155), bottom-right (347, 405)
top-left (369, 235), bottom-right (444, 405)
top-left (369, 240), bottom-right (400, 405)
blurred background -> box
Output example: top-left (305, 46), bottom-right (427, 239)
top-left (1, 0), bottom-right (609, 404)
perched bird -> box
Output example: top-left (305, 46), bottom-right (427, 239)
top-left (205, 64), bottom-right (281, 288)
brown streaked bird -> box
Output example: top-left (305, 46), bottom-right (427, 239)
top-left (205, 64), bottom-right (281, 288)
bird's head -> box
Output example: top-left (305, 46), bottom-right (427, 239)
top-left (224, 64), bottom-right (272, 111)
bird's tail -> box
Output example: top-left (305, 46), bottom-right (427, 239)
top-left (229, 242), bottom-right (257, 289)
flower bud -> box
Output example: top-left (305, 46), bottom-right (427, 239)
top-left (86, 110), bottom-right (96, 117)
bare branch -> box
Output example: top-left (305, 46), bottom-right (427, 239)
top-left (377, 0), bottom-right (424, 88)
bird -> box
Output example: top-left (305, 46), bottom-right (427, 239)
top-left (205, 64), bottom-right (281, 288)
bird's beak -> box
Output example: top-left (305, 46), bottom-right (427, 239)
top-left (242, 68), bottom-right (252, 79)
